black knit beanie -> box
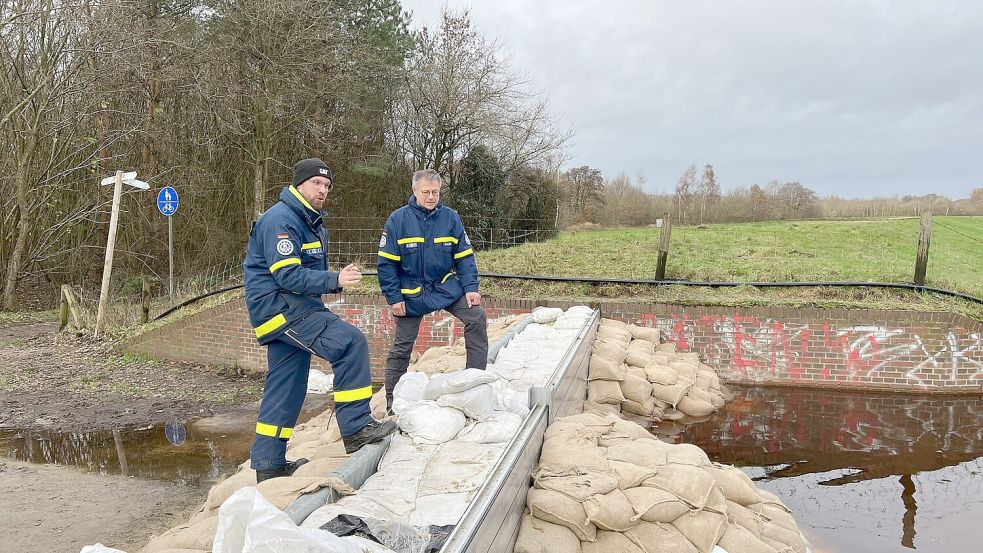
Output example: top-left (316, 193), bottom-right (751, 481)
top-left (292, 158), bottom-right (334, 187)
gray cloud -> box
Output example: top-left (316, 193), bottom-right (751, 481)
top-left (402, 1), bottom-right (983, 198)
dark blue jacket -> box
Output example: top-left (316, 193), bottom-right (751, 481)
top-left (244, 186), bottom-right (341, 344)
top-left (377, 196), bottom-right (478, 317)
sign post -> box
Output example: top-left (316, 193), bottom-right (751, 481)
top-left (157, 186), bottom-right (179, 301)
top-left (95, 171), bottom-right (149, 337)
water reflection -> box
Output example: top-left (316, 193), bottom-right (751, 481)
top-left (658, 386), bottom-right (983, 553)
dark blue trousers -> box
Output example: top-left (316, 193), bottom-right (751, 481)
top-left (250, 311), bottom-right (374, 471)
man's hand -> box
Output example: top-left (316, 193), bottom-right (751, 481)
top-left (391, 301), bottom-right (406, 317)
top-left (466, 291), bottom-right (481, 307)
top-left (338, 263), bottom-right (362, 288)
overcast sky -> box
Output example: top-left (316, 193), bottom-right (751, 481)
top-left (401, 1), bottom-right (982, 199)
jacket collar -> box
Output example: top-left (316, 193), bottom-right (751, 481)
top-left (408, 194), bottom-right (442, 217)
top-left (281, 186), bottom-right (324, 227)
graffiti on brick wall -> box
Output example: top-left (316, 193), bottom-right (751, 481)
top-left (654, 313), bottom-right (983, 386)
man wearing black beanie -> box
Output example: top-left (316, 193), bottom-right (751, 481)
top-left (243, 158), bottom-right (395, 482)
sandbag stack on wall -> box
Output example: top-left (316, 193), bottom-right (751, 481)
top-left (406, 314), bottom-right (529, 375)
top-left (515, 412), bottom-right (808, 553)
top-left (586, 318), bottom-right (728, 420)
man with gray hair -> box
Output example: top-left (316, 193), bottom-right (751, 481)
top-left (377, 169), bottom-right (488, 411)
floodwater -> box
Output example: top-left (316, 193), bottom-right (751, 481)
top-left (0, 395), bottom-right (333, 487)
top-left (653, 386), bottom-right (983, 553)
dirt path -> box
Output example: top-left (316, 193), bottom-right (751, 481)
top-left (0, 458), bottom-right (206, 553)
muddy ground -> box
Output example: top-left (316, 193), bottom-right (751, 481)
top-left (0, 319), bottom-right (265, 553)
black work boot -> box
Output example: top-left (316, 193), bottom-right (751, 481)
top-left (255, 458), bottom-right (309, 483)
top-left (342, 420), bottom-right (397, 454)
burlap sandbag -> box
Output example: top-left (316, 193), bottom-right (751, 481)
top-left (623, 486), bottom-right (689, 523)
top-left (666, 443), bottom-right (710, 466)
top-left (709, 392), bottom-right (726, 408)
top-left (652, 382), bottom-right (691, 406)
top-left (759, 521), bottom-right (807, 553)
top-left (641, 464), bottom-right (716, 509)
top-left (677, 352), bottom-right (701, 364)
top-left (595, 334), bottom-right (631, 349)
top-left (677, 395), bottom-right (716, 417)
top-left (292, 455), bottom-right (347, 478)
top-left (718, 522), bottom-right (778, 553)
top-left (584, 399), bottom-right (621, 416)
top-left (539, 435), bottom-right (609, 476)
top-left (621, 397), bottom-right (658, 417)
top-left (419, 345), bottom-right (451, 363)
top-left (589, 356), bottom-right (625, 381)
top-left (597, 327), bottom-right (632, 344)
top-left (535, 470), bottom-right (621, 502)
top-left (609, 460), bottom-right (658, 489)
top-left (605, 439), bottom-right (669, 467)
top-left (656, 342), bottom-right (677, 353)
top-left (192, 468), bottom-right (255, 521)
top-left (627, 339), bottom-right (656, 356)
top-left (583, 488), bottom-right (636, 532)
top-left (727, 499), bottom-right (763, 536)
top-left (706, 463), bottom-right (762, 506)
top-left (625, 350), bottom-right (655, 368)
top-left (670, 361), bottom-right (699, 382)
top-left (599, 418), bottom-right (659, 447)
top-left (601, 317), bottom-right (630, 330)
top-left (621, 373), bottom-right (653, 404)
top-left (685, 386), bottom-right (715, 403)
top-left (592, 341), bottom-right (628, 363)
top-left (661, 408), bottom-right (685, 421)
top-left (761, 503), bottom-right (801, 534)
top-left (139, 516), bottom-right (218, 552)
top-left (514, 512), bottom-right (584, 553)
top-left (257, 476), bottom-right (353, 509)
top-left (672, 509), bottom-right (727, 553)
top-left (695, 370), bottom-right (718, 390)
top-left (544, 420), bottom-right (602, 444)
top-left (527, 488), bottom-right (597, 542)
top-left (582, 531), bottom-right (643, 553)
top-left (626, 521), bottom-right (698, 553)
top-left (644, 363), bottom-right (678, 386)
top-left (625, 365), bottom-right (647, 382)
top-left (758, 489), bottom-right (794, 513)
top-left (652, 351), bottom-right (671, 364)
top-left (561, 412), bottom-right (622, 433)
top-left (588, 379), bottom-right (626, 405)
top-left (628, 325), bottom-right (661, 343)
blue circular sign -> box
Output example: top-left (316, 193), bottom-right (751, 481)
top-left (157, 186), bottom-right (179, 216)
top-left (165, 421), bottom-right (187, 446)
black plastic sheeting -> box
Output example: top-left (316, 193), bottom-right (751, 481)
top-left (321, 514), bottom-right (452, 553)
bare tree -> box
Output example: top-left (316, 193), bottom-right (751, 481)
top-left (696, 164), bottom-right (721, 224)
top-left (674, 164), bottom-right (696, 225)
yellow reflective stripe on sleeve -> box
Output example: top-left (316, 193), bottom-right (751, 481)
top-left (333, 385), bottom-right (373, 403)
top-left (301, 241), bottom-right (322, 250)
top-left (400, 287), bottom-right (422, 295)
top-left (278, 427), bottom-right (294, 439)
top-left (255, 422), bottom-right (278, 437)
top-left (454, 248), bottom-right (474, 259)
top-left (269, 257), bottom-right (301, 273)
top-left (434, 236), bottom-right (459, 244)
top-left (254, 313), bottom-right (287, 338)
top-left (378, 251), bottom-right (401, 261)
top-left (441, 271), bottom-right (455, 283)
top-left (288, 185), bottom-right (318, 212)
top-left (397, 237), bottom-right (425, 244)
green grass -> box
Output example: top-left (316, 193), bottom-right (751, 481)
top-left (0, 309), bottom-right (58, 326)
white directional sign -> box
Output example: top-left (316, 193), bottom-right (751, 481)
top-left (100, 171), bottom-right (137, 186)
top-left (126, 178), bottom-right (150, 190)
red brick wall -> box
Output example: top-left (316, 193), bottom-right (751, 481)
top-left (121, 296), bottom-right (983, 393)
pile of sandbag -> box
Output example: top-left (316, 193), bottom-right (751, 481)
top-left (406, 314), bottom-right (530, 375)
top-left (586, 318), bottom-right (728, 420)
top-left (516, 412), bottom-right (808, 553)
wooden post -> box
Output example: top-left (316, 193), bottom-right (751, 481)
top-left (59, 285), bottom-right (82, 332)
top-left (141, 277), bottom-right (151, 324)
top-left (95, 170), bottom-right (123, 337)
top-left (59, 288), bottom-right (69, 331)
top-left (913, 211), bottom-right (932, 286)
top-left (656, 212), bottom-right (673, 280)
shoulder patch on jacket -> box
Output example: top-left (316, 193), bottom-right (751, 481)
top-left (276, 239), bottom-right (294, 255)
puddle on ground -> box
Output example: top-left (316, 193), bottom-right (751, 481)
top-left (0, 395), bottom-right (334, 487)
top-left (651, 385), bottom-right (983, 553)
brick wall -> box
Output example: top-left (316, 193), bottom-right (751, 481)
top-left (121, 295), bottom-right (983, 393)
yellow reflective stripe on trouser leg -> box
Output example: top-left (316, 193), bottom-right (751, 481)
top-left (454, 248), bottom-right (474, 259)
top-left (254, 313), bottom-right (287, 338)
top-left (255, 422), bottom-right (294, 439)
top-left (334, 386), bottom-right (373, 403)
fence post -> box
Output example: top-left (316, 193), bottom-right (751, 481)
top-left (141, 277), bottom-right (151, 324)
top-left (59, 287), bottom-right (69, 331)
top-left (656, 213), bottom-right (673, 280)
top-left (60, 285), bottom-right (82, 332)
top-left (913, 211), bottom-right (932, 286)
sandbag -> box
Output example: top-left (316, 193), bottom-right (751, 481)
top-left (759, 521), bottom-right (807, 553)
top-left (652, 382), bottom-right (691, 406)
top-left (559, 412), bottom-right (620, 434)
top-left (621, 373), bottom-right (654, 404)
top-left (626, 340), bottom-right (656, 357)
top-left (695, 370), bottom-right (718, 390)
top-left (534, 471), bottom-right (620, 502)
top-left (625, 521), bottom-right (698, 553)
top-left (706, 464), bottom-right (762, 506)
top-left (419, 346), bottom-right (451, 363)
top-left (588, 356), bottom-right (625, 381)
top-left (726, 499), bottom-right (764, 536)
top-left (532, 306), bottom-right (564, 323)
top-left (141, 516), bottom-right (218, 551)
top-left (644, 363), bottom-right (678, 386)
top-left (623, 487), bottom-right (690, 523)
top-left (597, 327), bottom-right (632, 344)
top-left (670, 361), bottom-right (700, 382)
top-left (605, 439), bottom-right (669, 467)
top-left (545, 420), bottom-right (605, 443)
top-left (718, 522), bottom-right (778, 553)
top-left (671, 509), bottom-right (727, 553)
top-left (666, 443), bottom-right (710, 466)
top-left (621, 397), bottom-right (658, 417)
top-left (527, 488), bottom-right (597, 542)
top-left (397, 400), bottom-right (467, 444)
top-left (601, 318), bottom-right (630, 330)
top-left (457, 411), bottom-right (523, 444)
top-left (628, 325), bottom-right (661, 343)
top-left (514, 513), bottom-right (583, 553)
top-left (656, 342), bottom-right (677, 353)
top-left (592, 341), bottom-right (628, 363)
top-left (582, 531), bottom-right (643, 553)
top-left (641, 464), bottom-right (716, 509)
top-left (609, 460), bottom-right (658, 489)
top-left (588, 379), bottom-right (626, 405)
top-left (391, 371), bottom-right (429, 414)
top-left (539, 435), bottom-right (609, 476)
top-left (583, 488), bottom-right (636, 532)
top-left (686, 386), bottom-right (715, 403)
top-left (677, 395), bottom-right (716, 417)
top-left (435, 383), bottom-right (496, 420)
top-left (625, 365), bottom-right (648, 381)
top-left (761, 503), bottom-right (800, 534)
top-left (625, 350), bottom-right (654, 368)
top-left (583, 399), bottom-right (621, 416)
top-left (422, 368), bottom-right (499, 400)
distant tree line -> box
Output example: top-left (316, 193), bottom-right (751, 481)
top-left (560, 163), bottom-right (983, 228)
top-left (0, 1), bottom-right (569, 308)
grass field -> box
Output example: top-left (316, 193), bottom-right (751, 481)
top-left (349, 216), bottom-right (982, 321)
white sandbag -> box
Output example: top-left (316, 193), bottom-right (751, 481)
top-left (531, 306), bottom-right (564, 323)
top-left (306, 369), bottom-right (334, 394)
top-left (393, 371), bottom-right (428, 404)
top-left (436, 383), bottom-right (496, 420)
top-left (419, 441), bottom-right (505, 496)
top-left (423, 368), bottom-right (499, 400)
top-left (79, 546), bottom-right (127, 553)
top-left (397, 401), bottom-right (467, 444)
top-left (457, 411), bottom-right (523, 444)
top-left (491, 378), bottom-right (530, 416)
top-left (410, 491), bottom-right (475, 527)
